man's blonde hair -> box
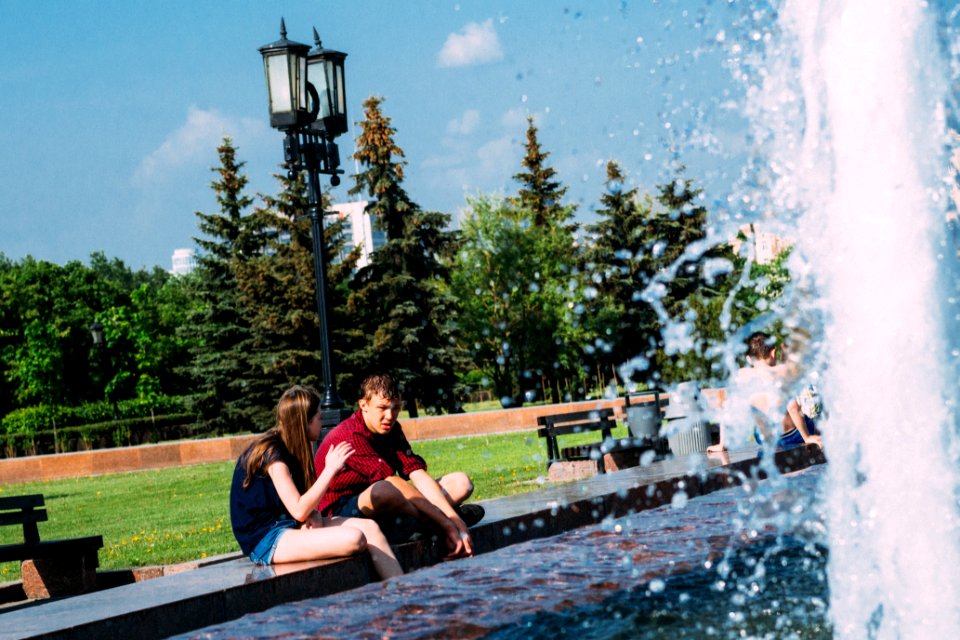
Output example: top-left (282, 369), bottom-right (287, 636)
top-left (361, 373), bottom-right (400, 402)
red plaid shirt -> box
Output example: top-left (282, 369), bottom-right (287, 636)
top-left (314, 410), bottom-right (427, 515)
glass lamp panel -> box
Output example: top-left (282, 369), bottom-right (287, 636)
top-left (309, 58), bottom-right (333, 119)
top-left (296, 56), bottom-right (307, 111)
top-left (323, 60), bottom-right (339, 118)
top-left (265, 54), bottom-right (292, 115)
top-left (335, 63), bottom-right (346, 115)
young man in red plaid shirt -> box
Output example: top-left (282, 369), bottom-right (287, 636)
top-left (314, 373), bottom-right (484, 559)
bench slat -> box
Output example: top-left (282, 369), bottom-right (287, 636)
top-left (544, 422), bottom-right (613, 437)
top-left (0, 494), bottom-right (44, 511)
top-left (0, 536), bottom-right (104, 565)
top-left (0, 509), bottom-right (48, 528)
top-left (537, 408), bottom-right (615, 426)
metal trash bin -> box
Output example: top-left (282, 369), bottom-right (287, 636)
top-left (664, 381), bottom-right (711, 456)
top-left (624, 390), bottom-right (663, 442)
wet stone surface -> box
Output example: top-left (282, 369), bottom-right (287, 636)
top-left (181, 466), bottom-right (828, 640)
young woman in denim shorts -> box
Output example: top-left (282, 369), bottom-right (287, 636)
top-left (229, 385), bottom-right (402, 580)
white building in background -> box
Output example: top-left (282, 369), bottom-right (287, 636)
top-left (170, 248), bottom-right (196, 275)
top-left (731, 223), bottom-right (791, 264)
top-left (328, 201), bottom-right (386, 268)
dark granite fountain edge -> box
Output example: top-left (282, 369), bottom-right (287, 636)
top-left (0, 445), bottom-right (825, 640)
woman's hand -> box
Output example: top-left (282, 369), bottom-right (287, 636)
top-left (324, 441), bottom-right (354, 473)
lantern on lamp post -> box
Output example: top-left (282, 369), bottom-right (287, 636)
top-left (259, 19), bottom-right (351, 435)
top-left (89, 321), bottom-right (120, 422)
top-left (307, 28), bottom-right (348, 139)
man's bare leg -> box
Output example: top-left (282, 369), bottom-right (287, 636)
top-left (364, 476), bottom-right (469, 557)
top-left (356, 478), bottom-right (419, 518)
top-left (437, 471), bottom-right (474, 506)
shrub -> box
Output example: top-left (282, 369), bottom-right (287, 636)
top-left (1, 412), bottom-right (202, 457)
top-left (1, 395), bottom-right (193, 436)
top-left (1, 405), bottom-right (70, 438)
top-left (1, 395), bottom-right (199, 457)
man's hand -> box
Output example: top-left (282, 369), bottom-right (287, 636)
top-left (303, 511), bottom-right (325, 529)
top-left (803, 434), bottom-right (823, 448)
top-left (450, 514), bottom-right (474, 557)
top-left (441, 515), bottom-right (473, 559)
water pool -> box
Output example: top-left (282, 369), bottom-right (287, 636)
top-left (184, 465), bottom-right (827, 639)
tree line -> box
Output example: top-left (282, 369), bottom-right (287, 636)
top-left (0, 96), bottom-right (786, 442)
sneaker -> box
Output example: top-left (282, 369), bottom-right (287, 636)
top-left (456, 503), bottom-right (485, 527)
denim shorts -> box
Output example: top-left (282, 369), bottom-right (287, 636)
top-left (329, 494), bottom-right (364, 518)
top-left (249, 517), bottom-right (299, 565)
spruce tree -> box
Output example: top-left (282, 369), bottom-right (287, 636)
top-left (643, 173), bottom-right (731, 384)
top-left (184, 137), bottom-right (264, 432)
top-left (581, 161), bottom-right (660, 388)
top-left (513, 116), bottom-right (573, 227)
top-left (345, 96), bottom-right (464, 415)
top-left (235, 170), bottom-right (359, 405)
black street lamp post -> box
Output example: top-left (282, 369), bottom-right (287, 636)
top-left (88, 321), bottom-right (120, 422)
top-left (259, 20), bottom-right (352, 434)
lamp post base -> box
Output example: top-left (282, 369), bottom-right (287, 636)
top-left (319, 407), bottom-right (354, 441)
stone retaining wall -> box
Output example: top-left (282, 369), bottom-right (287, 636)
top-left (0, 391), bottom-right (725, 485)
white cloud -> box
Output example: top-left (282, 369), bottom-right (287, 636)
top-left (422, 133), bottom-right (518, 201)
top-left (476, 135), bottom-right (515, 176)
top-left (133, 106), bottom-right (267, 187)
top-left (437, 19), bottom-right (504, 68)
top-left (446, 109), bottom-right (481, 135)
top-left (500, 107), bottom-right (530, 129)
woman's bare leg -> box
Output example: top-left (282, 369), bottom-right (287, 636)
top-left (271, 525), bottom-right (366, 564)
top-left (329, 516), bottom-right (404, 579)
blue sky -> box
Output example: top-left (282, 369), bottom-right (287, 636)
top-left (1, 0), bottom-right (751, 270)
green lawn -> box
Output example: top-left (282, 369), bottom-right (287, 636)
top-left (0, 425), bottom-right (627, 582)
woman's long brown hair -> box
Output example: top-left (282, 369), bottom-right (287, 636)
top-left (242, 385), bottom-right (320, 491)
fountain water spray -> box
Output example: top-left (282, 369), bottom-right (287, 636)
top-left (747, 1), bottom-right (960, 637)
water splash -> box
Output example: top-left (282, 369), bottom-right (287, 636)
top-left (743, 1), bottom-right (960, 637)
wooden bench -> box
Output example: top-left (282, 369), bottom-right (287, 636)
top-left (0, 494), bottom-right (104, 598)
top-left (537, 408), bottom-right (654, 480)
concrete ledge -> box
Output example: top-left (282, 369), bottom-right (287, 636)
top-left (0, 444), bottom-right (823, 640)
top-left (2, 555), bottom-right (374, 640)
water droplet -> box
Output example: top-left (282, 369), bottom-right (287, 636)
top-left (671, 491), bottom-right (689, 509)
